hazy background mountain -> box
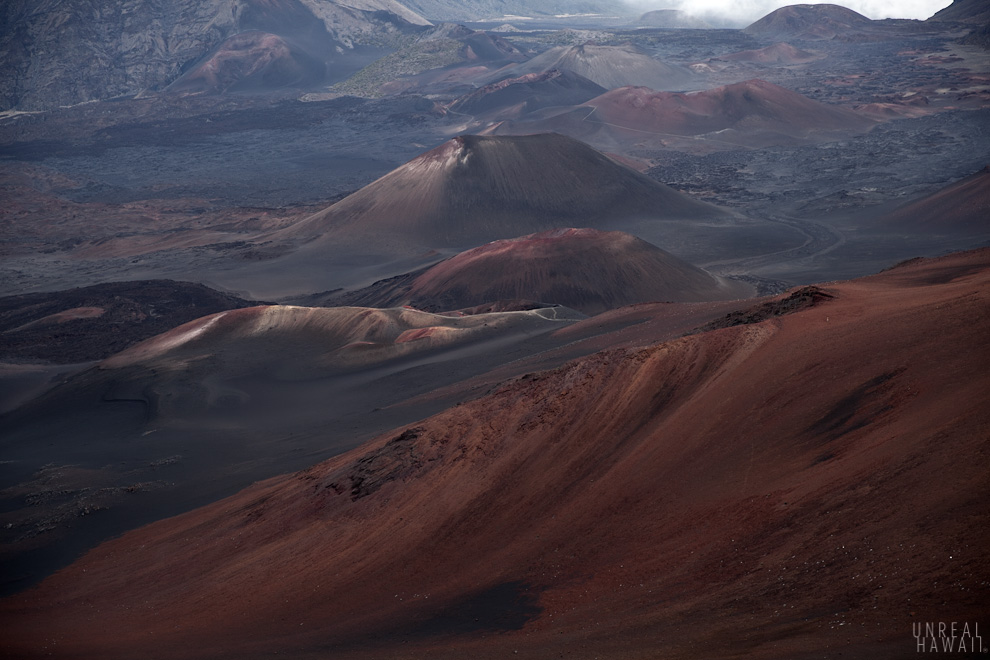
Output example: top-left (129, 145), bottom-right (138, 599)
top-left (622, 0), bottom-right (953, 26)
top-left (397, 0), bottom-right (628, 22)
top-left (0, 0), bottom-right (430, 111)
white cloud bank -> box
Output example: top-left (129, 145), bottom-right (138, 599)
top-left (623, 0), bottom-right (955, 25)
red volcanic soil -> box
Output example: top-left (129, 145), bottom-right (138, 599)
top-left (879, 166), bottom-right (990, 234)
top-left (3, 249), bottom-right (988, 659)
top-left (0, 303), bottom-right (586, 595)
top-left (447, 69), bottom-right (606, 120)
top-left (168, 31), bottom-right (325, 95)
top-left (581, 79), bottom-right (874, 140)
top-left (714, 42), bottom-right (817, 64)
top-left (500, 43), bottom-right (695, 91)
top-left (280, 133), bottom-right (726, 251)
top-left (744, 3), bottom-right (873, 40)
top-left (344, 228), bottom-right (752, 314)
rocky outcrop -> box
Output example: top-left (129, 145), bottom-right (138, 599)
top-left (0, 0), bottom-right (430, 111)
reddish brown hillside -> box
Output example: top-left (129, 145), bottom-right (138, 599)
top-left (583, 79), bottom-right (874, 138)
top-left (280, 133), bottom-right (726, 251)
top-left (3, 249), bottom-right (988, 659)
top-left (342, 228), bottom-right (752, 314)
top-left (167, 31), bottom-right (325, 95)
top-left (880, 166), bottom-right (990, 234)
top-left (489, 79), bottom-right (875, 151)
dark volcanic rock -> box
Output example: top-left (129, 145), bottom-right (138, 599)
top-left (961, 23), bottom-right (990, 49)
top-left (0, 280), bottom-right (257, 363)
top-left (929, 0), bottom-right (990, 24)
top-left (714, 42), bottom-right (816, 63)
top-left (698, 285), bottom-right (834, 331)
top-left (0, 0), bottom-right (429, 111)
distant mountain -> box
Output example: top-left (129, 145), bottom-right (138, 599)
top-left (396, 0), bottom-right (627, 22)
top-left (334, 23), bottom-right (527, 97)
top-left (929, 0), bottom-right (990, 24)
top-left (0, 0), bottom-right (430, 110)
top-left (744, 3), bottom-right (873, 40)
top-left (490, 79), bottom-right (875, 150)
top-left (583, 80), bottom-right (874, 137)
top-left (448, 68), bottom-right (606, 120)
top-left (280, 133), bottom-right (725, 250)
top-left (494, 43), bottom-right (694, 91)
top-left (879, 166), bottom-right (990, 234)
top-left (335, 228), bottom-right (751, 314)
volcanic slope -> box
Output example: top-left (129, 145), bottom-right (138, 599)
top-left (275, 133), bottom-right (726, 253)
top-left (743, 3), bottom-right (874, 40)
top-left (337, 228), bottom-right (753, 314)
top-left (583, 80), bottom-right (874, 142)
top-left (447, 69), bottom-right (606, 121)
top-left (0, 0), bottom-right (430, 111)
top-left (491, 79), bottom-right (875, 151)
top-left (338, 23), bottom-right (528, 97)
top-left (3, 248), bottom-right (987, 659)
top-left (166, 31), bottom-right (327, 95)
top-left (0, 304), bottom-right (584, 594)
top-left (494, 43), bottom-right (695, 91)
top-left (0, 280), bottom-right (256, 363)
top-left (878, 165), bottom-right (990, 235)
top-left (929, 0), bottom-right (990, 24)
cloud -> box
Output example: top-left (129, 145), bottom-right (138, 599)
top-left (623, 0), bottom-right (954, 25)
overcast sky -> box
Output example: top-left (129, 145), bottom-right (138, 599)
top-left (623, 0), bottom-right (955, 24)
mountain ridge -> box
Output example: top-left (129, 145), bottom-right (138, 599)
top-left (0, 0), bottom-right (430, 110)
